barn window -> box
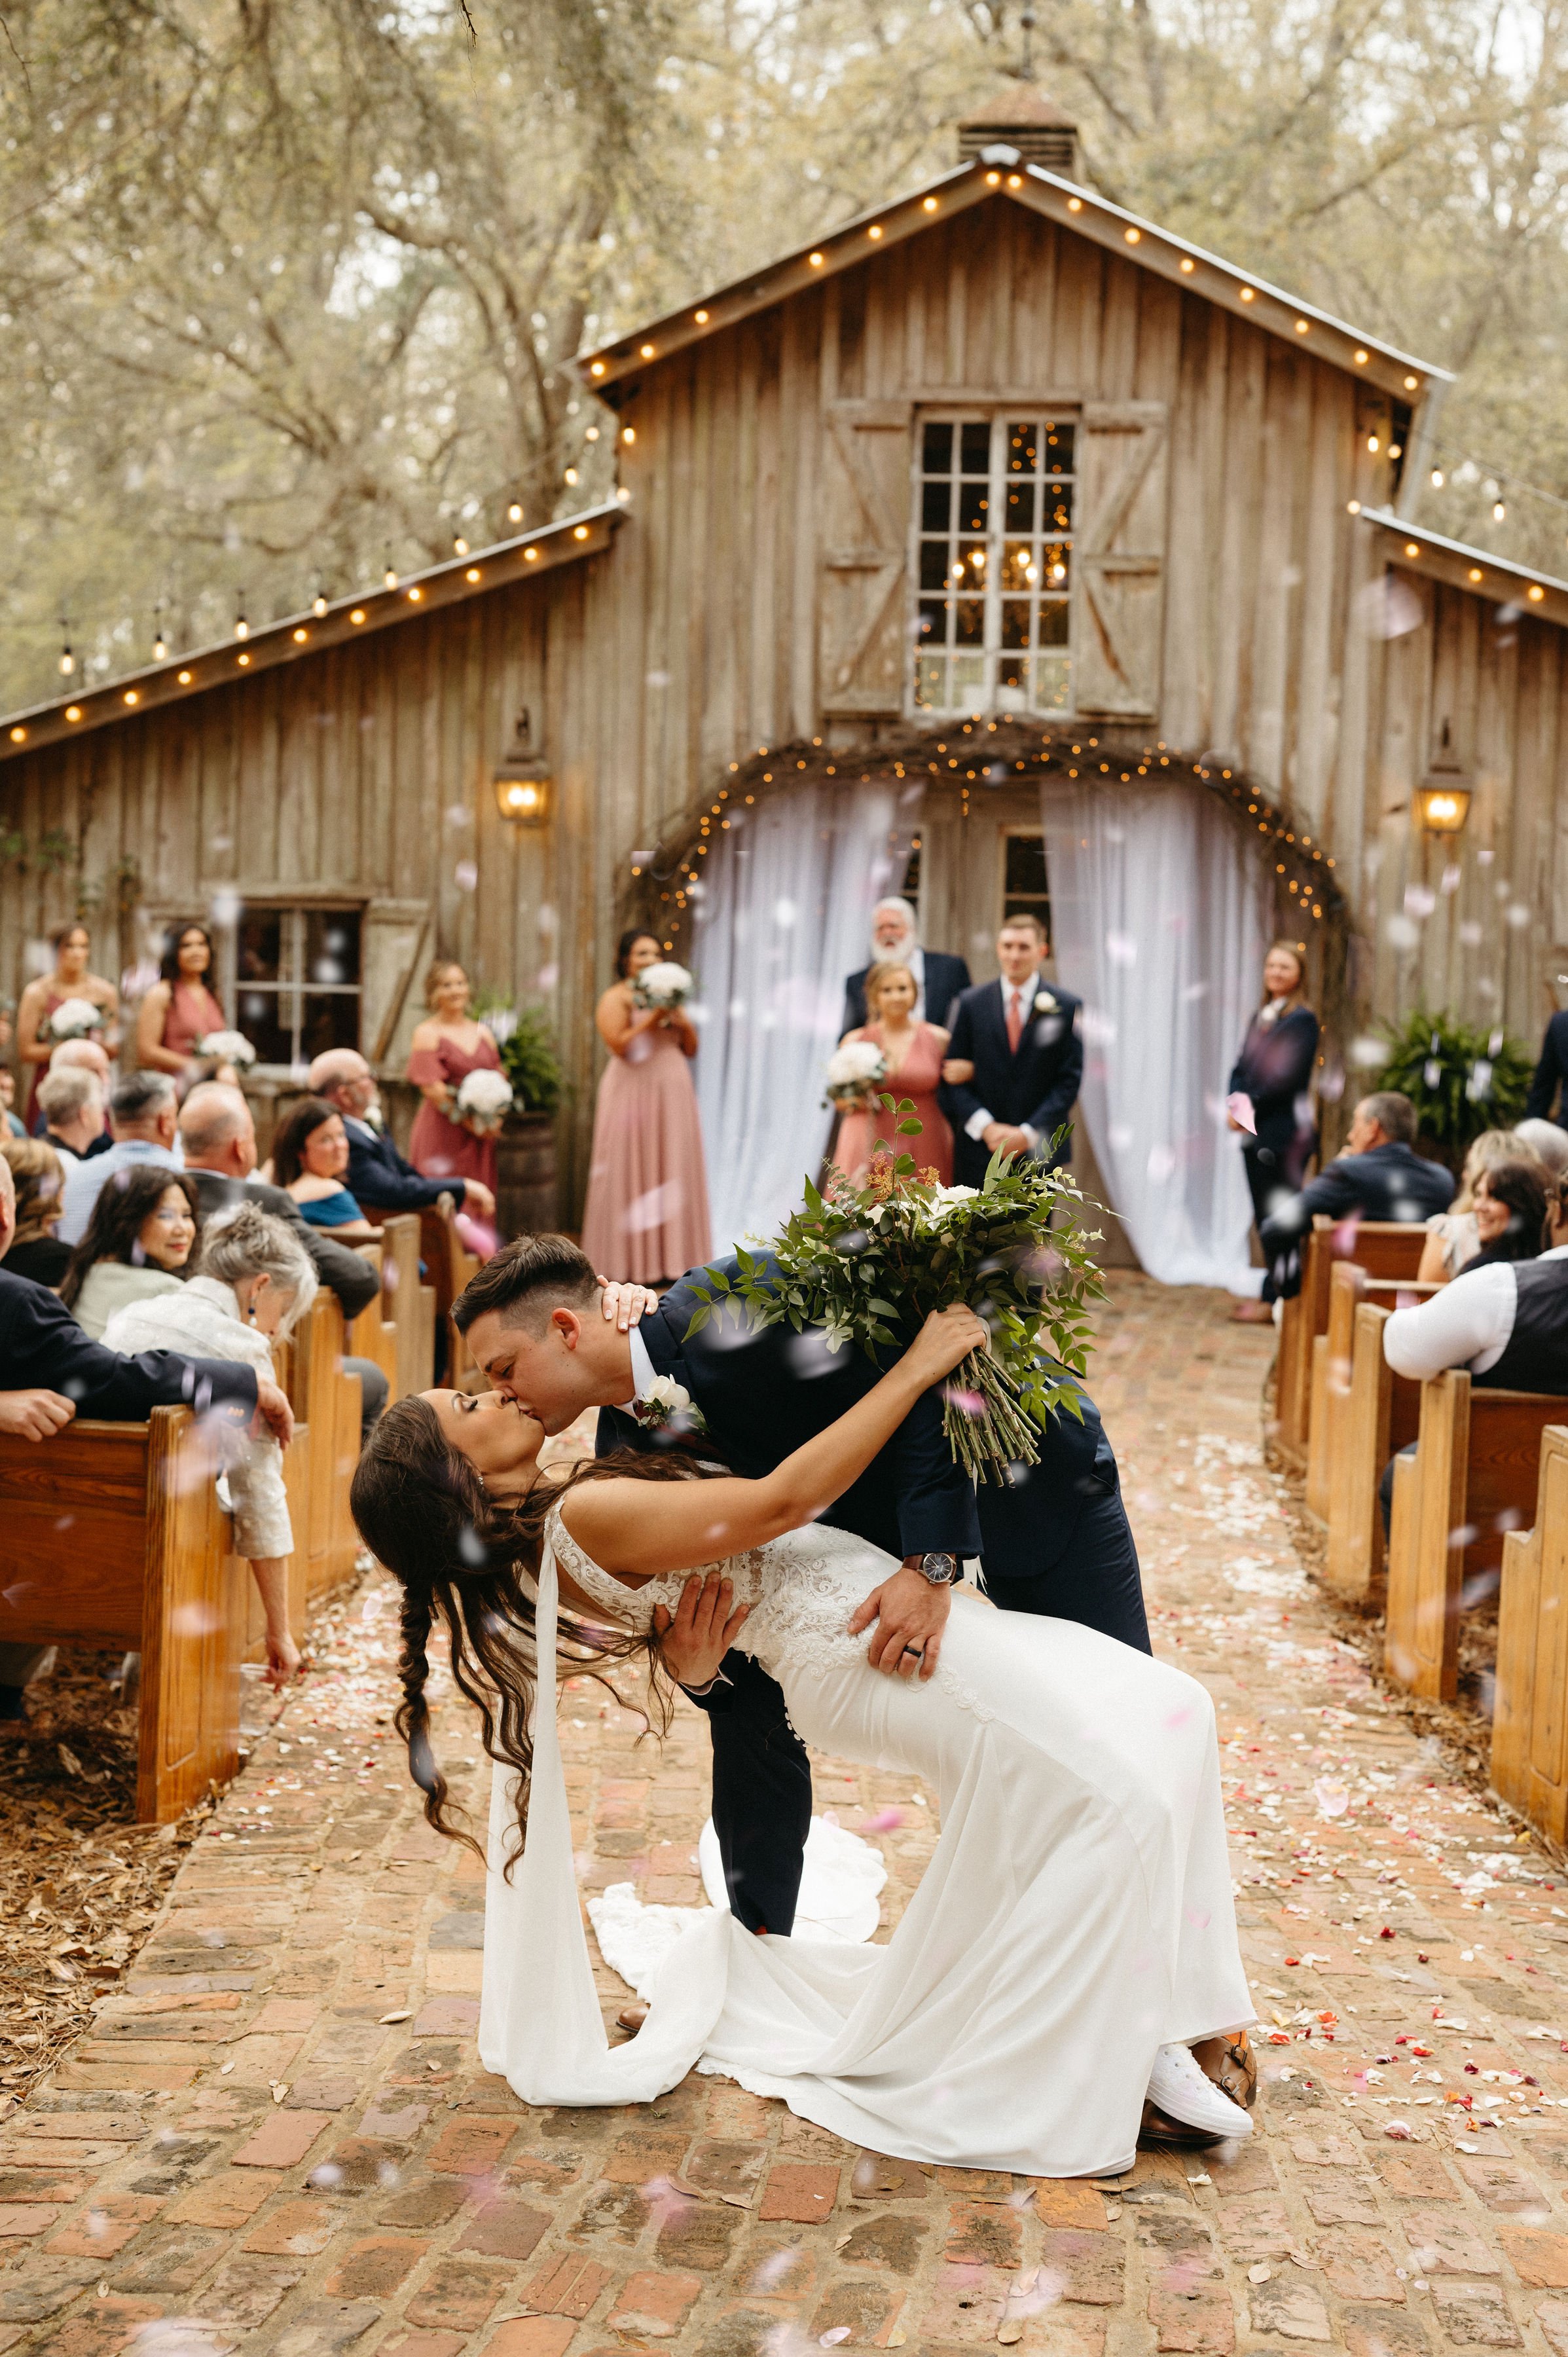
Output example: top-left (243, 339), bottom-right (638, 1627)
top-left (235, 906), bottom-right (362, 1072)
top-left (914, 416), bottom-right (1074, 716)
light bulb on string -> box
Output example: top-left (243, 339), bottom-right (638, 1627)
top-left (58, 621), bottom-right (75, 678)
top-left (383, 553), bottom-right (399, 589)
top-left (507, 501), bottom-right (524, 525)
top-left (234, 596), bottom-right (249, 640)
top-left (152, 606), bottom-right (168, 662)
top-left (453, 536), bottom-right (469, 557)
top-left (1431, 467), bottom-right (1444, 487)
top-left (312, 585), bottom-right (329, 617)
top-left (1493, 498), bottom-right (1506, 522)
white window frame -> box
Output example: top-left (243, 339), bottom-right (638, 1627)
top-left (227, 902), bottom-right (365, 1078)
top-left (910, 407), bottom-right (1078, 722)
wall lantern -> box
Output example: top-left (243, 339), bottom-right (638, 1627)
top-left (494, 705), bottom-right (552, 826)
top-left (1414, 720), bottom-right (1471, 834)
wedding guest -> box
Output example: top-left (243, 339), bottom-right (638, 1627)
top-left (407, 960), bottom-right (503, 1254)
top-left (1524, 1005), bottom-right (1568, 1123)
top-left (1258, 1091), bottom-right (1453, 1300)
top-left (0, 1069), bottom-right (24, 1141)
top-left (58, 1071), bottom-right (181, 1247)
top-left (16, 923), bottom-right (120, 1129)
top-left (60, 1166), bottom-right (199, 1340)
top-left (37, 1066), bottom-right (108, 1164)
top-left (271, 1098), bottom-right (378, 1241)
top-left (1465, 1158), bottom-right (1551, 1270)
top-left (135, 921), bottom-right (227, 1082)
top-left (842, 896), bottom-right (970, 1036)
top-left (938, 913), bottom-right (1082, 1186)
top-left (1417, 1129), bottom-right (1535, 1283)
top-left (101, 1203), bottom-right (316, 1691)
top-left (307, 1048), bottom-right (496, 1226)
top-left (1515, 1118), bottom-right (1568, 1177)
top-left (835, 960), bottom-right (954, 1183)
top-left (0, 1138), bottom-right (70, 1287)
top-left (1226, 941), bottom-right (1320, 1323)
top-left (1387, 1173), bottom-right (1568, 1388)
top-left (580, 929), bottom-right (712, 1286)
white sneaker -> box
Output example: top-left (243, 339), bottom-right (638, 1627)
top-left (1147, 2041), bottom-right (1254, 2139)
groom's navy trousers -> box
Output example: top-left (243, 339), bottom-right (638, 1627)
top-left (598, 1256), bottom-right (1149, 1938)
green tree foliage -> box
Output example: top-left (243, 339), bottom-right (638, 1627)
top-left (3, 0), bottom-right (1568, 708)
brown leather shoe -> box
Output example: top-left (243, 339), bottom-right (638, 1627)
top-left (616, 2003), bottom-right (649, 2036)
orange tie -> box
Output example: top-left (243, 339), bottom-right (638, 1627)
top-left (1006, 988), bottom-right (1023, 1053)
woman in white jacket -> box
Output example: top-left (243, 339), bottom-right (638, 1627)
top-left (103, 1202), bottom-right (316, 1687)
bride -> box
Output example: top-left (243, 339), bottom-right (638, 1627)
top-left (350, 1306), bottom-right (1256, 2177)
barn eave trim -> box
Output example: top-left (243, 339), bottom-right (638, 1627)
top-left (1361, 507), bottom-right (1568, 626)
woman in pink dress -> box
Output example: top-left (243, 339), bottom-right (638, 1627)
top-left (16, 923), bottom-right (120, 1129)
top-left (835, 960), bottom-right (955, 1184)
top-left (136, 923), bottom-right (228, 1086)
top-left (579, 930), bottom-right (712, 1285)
top-left (408, 961), bottom-right (504, 1256)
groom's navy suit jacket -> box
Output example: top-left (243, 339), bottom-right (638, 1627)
top-left (939, 975), bottom-right (1084, 1188)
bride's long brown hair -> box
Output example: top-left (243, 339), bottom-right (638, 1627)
top-left (350, 1395), bottom-right (708, 1870)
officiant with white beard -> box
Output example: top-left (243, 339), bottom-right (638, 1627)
top-left (841, 897), bottom-right (970, 1037)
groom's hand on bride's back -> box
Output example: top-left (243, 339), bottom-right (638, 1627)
top-left (849, 1563), bottom-right (951, 1680)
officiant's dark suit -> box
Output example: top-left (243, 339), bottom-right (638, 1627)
top-left (598, 1252), bottom-right (1147, 1937)
top-left (938, 975), bottom-right (1084, 1186)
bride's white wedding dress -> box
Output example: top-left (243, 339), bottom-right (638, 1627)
top-left (478, 1508), bottom-right (1253, 2177)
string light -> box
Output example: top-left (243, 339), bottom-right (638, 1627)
top-left (234, 600), bottom-right (248, 640)
top-left (383, 558), bottom-right (398, 588)
top-left (151, 605), bottom-right (168, 662)
top-left (312, 589), bottom-right (329, 617)
top-left (507, 502), bottom-right (524, 524)
top-left (58, 621), bottom-right (74, 677)
top-left (453, 536), bottom-right (469, 557)
top-left (1430, 468), bottom-right (1444, 488)
top-left (564, 466), bottom-right (579, 486)
top-left (1493, 497), bottom-right (1506, 521)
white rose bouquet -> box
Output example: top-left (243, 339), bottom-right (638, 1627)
top-left (195, 1029), bottom-right (257, 1069)
top-left (45, 996), bottom-right (104, 1042)
top-left (824, 1039), bottom-right (888, 1111)
top-left (684, 1114), bottom-right (1104, 1484)
top-left (455, 1067), bottom-right (515, 1136)
top-left (631, 960), bottom-right (693, 1012)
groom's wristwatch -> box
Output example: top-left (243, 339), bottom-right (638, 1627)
top-left (912, 1552), bottom-right (962, 1586)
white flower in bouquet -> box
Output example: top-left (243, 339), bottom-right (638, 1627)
top-left (46, 996), bottom-right (103, 1042)
top-left (824, 1039), bottom-right (888, 1109)
top-left (631, 961), bottom-right (693, 1012)
top-left (922, 1183), bottom-right (981, 1224)
top-left (195, 1029), bottom-right (257, 1069)
top-left (456, 1067), bottom-right (515, 1134)
top-left (632, 1374), bottom-right (707, 1434)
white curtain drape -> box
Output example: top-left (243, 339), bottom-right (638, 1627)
top-left (1040, 780), bottom-right (1270, 1290)
top-left (691, 784), bottom-right (908, 1253)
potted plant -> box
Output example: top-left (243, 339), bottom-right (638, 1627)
top-left (1368, 1008), bottom-right (1532, 1174)
top-left (477, 996), bottom-right (565, 1241)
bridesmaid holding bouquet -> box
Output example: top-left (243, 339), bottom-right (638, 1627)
top-left (579, 930), bottom-right (712, 1284)
top-left (407, 961), bottom-right (505, 1254)
top-left (833, 961), bottom-right (954, 1183)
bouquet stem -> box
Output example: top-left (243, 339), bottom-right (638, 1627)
top-left (941, 1350), bottom-right (1041, 1486)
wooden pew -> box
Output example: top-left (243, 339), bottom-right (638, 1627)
top-left (415, 1201), bottom-right (482, 1391)
top-left (1305, 1266), bottom-right (1439, 1527)
top-left (0, 1408), bottom-right (246, 1823)
top-left (1492, 1424), bottom-right (1568, 1838)
top-left (346, 1237), bottom-right (399, 1399)
top-left (1385, 1372), bottom-right (1568, 1700)
top-left (1322, 1298), bottom-right (1422, 1602)
top-left (1275, 1217), bottom-right (1430, 1470)
top-left (365, 1211), bottom-right (435, 1398)
top-left (293, 1292), bottom-right (363, 1601)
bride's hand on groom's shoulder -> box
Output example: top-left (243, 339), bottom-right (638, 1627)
top-left (598, 1278), bottom-right (661, 1331)
top-left (653, 1573), bottom-right (750, 1690)
top-left (905, 1304), bottom-right (989, 1387)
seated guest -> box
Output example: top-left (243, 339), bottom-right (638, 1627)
top-left (1464, 1158), bottom-right (1551, 1271)
top-left (60, 1167), bottom-right (199, 1340)
top-left (938, 913), bottom-right (1082, 1186)
top-left (1417, 1128), bottom-right (1533, 1284)
top-left (58, 1070), bottom-right (181, 1246)
top-left (1258, 1090), bottom-right (1454, 1301)
top-left (843, 896), bottom-right (971, 1036)
top-left (0, 1154), bottom-right (294, 1723)
top-left (0, 1069), bottom-right (23, 1141)
top-left (272, 1099), bottom-right (378, 1239)
top-left (1386, 1174), bottom-right (1568, 1389)
top-left (102, 1203), bottom-right (316, 1692)
top-left (0, 1139), bottom-right (70, 1287)
top-left (179, 1084), bottom-right (386, 1434)
top-left (307, 1048), bottom-right (496, 1226)
top-left (38, 1065), bottom-right (108, 1165)
top-left (1515, 1118), bottom-right (1568, 1178)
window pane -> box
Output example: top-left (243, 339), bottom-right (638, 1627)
top-left (954, 598), bottom-right (986, 647)
top-left (922, 421), bottom-right (953, 473)
top-left (917, 599), bottom-right (948, 646)
top-left (238, 911), bottom-right (283, 985)
top-left (959, 421), bottom-right (991, 475)
top-left (952, 653), bottom-right (985, 703)
top-left (1034, 654), bottom-right (1071, 710)
top-left (1043, 425), bottom-right (1075, 473)
top-left (1038, 600), bottom-right (1070, 647)
top-left (921, 480), bottom-right (951, 531)
top-left (307, 909), bottom-right (361, 987)
top-left (1044, 545), bottom-right (1072, 588)
top-left (1005, 481), bottom-right (1036, 532)
top-left (919, 541), bottom-right (951, 591)
top-left (1007, 422), bottom-right (1038, 471)
top-left (1046, 487), bottom-right (1074, 533)
top-left (238, 987), bottom-right (293, 1068)
top-left (1000, 540), bottom-right (1034, 591)
top-left (958, 481), bottom-right (988, 532)
top-left (1006, 834), bottom-right (1049, 898)
top-left (301, 993), bottom-right (359, 1065)
top-left (1000, 598), bottom-right (1032, 649)
top-left (915, 655), bottom-right (947, 708)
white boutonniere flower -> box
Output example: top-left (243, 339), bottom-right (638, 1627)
top-left (1034, 990), bottom-right (1058, 1014)
top-left (633, 1375), bottom-right (707, 1434)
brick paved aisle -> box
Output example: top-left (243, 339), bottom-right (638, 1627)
top-left (9, 1274), bottom-right (1568, 2357)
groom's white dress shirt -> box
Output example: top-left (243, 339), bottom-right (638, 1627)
top-left (618, 1326), bottom-right (657, 1410)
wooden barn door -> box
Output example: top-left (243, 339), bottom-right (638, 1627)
top-left (819, 400), bottom-right (913, 718)
top-left (1072, 403), bottom-right (1169, 720)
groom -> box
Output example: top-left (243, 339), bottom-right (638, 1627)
top-left (454, 1234), bottom-right (1148, 1939)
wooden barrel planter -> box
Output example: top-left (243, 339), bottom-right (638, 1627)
top-left (497, 1110), bottom-right (558, 1242)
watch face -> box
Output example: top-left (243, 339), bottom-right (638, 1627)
top-left (922, 1553), bottom-right (959, 1582)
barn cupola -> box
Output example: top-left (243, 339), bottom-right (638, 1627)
top-left (957, 84), bottom-right (1078, 179)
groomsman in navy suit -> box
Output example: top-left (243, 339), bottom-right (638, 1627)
top-left (938, 912), bottom-right (1083, 1186)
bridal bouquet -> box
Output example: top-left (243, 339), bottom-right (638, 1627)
top-left (195, 1029), bottom-right (257, 1069)
top-left (631, 960), bottom-right (693, 1012)
top-left (824, 1039), bottom-right (887, 1110)
top-left (456, 1068), bottom-right (515, 1135)
top-left (45, 996), bottom-right (104, 1042)
top-left (683, 1112), bottom-right (1104, 1484)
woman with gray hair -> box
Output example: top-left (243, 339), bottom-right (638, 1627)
top-left (100, 1202), bottom-right (317, 1689)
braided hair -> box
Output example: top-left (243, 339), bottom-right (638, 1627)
top-left (350, 1395), bottom-right (705, 1873)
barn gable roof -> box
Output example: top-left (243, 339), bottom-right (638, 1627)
top-left (578, 156), bottom-right (1450, 408)
top-left (1362, 507), bottom-right (1568, 629)
top-left (0, 501), bottom-right (623, 765)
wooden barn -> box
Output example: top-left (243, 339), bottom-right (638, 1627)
top-left (5, 89), bottom-right (1567, 1277)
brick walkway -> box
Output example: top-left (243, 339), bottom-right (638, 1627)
top-left (7, 1273), bottom-right (1568, 2357)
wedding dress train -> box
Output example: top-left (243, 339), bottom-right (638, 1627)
top-left (477, 1512), bottom-right (1253, 2177)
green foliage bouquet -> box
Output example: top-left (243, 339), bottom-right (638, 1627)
top-left (683, 1101), bottom-right (1106, 1484)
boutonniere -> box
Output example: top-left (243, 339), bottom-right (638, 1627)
top-left (632, 1376), bottom-right (707, 1435)
top-left (1034, 990), bottom-right (1058, 1014)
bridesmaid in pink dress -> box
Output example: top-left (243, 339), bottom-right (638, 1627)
top-left (408, 962), bottom-right (505, 1256)
top-left (579, 930), bottom-right (712, 1284)
top-left (834, 960), bottom-right (955, 1183)
top-left (136, 923), bottom-right (228, 1085)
